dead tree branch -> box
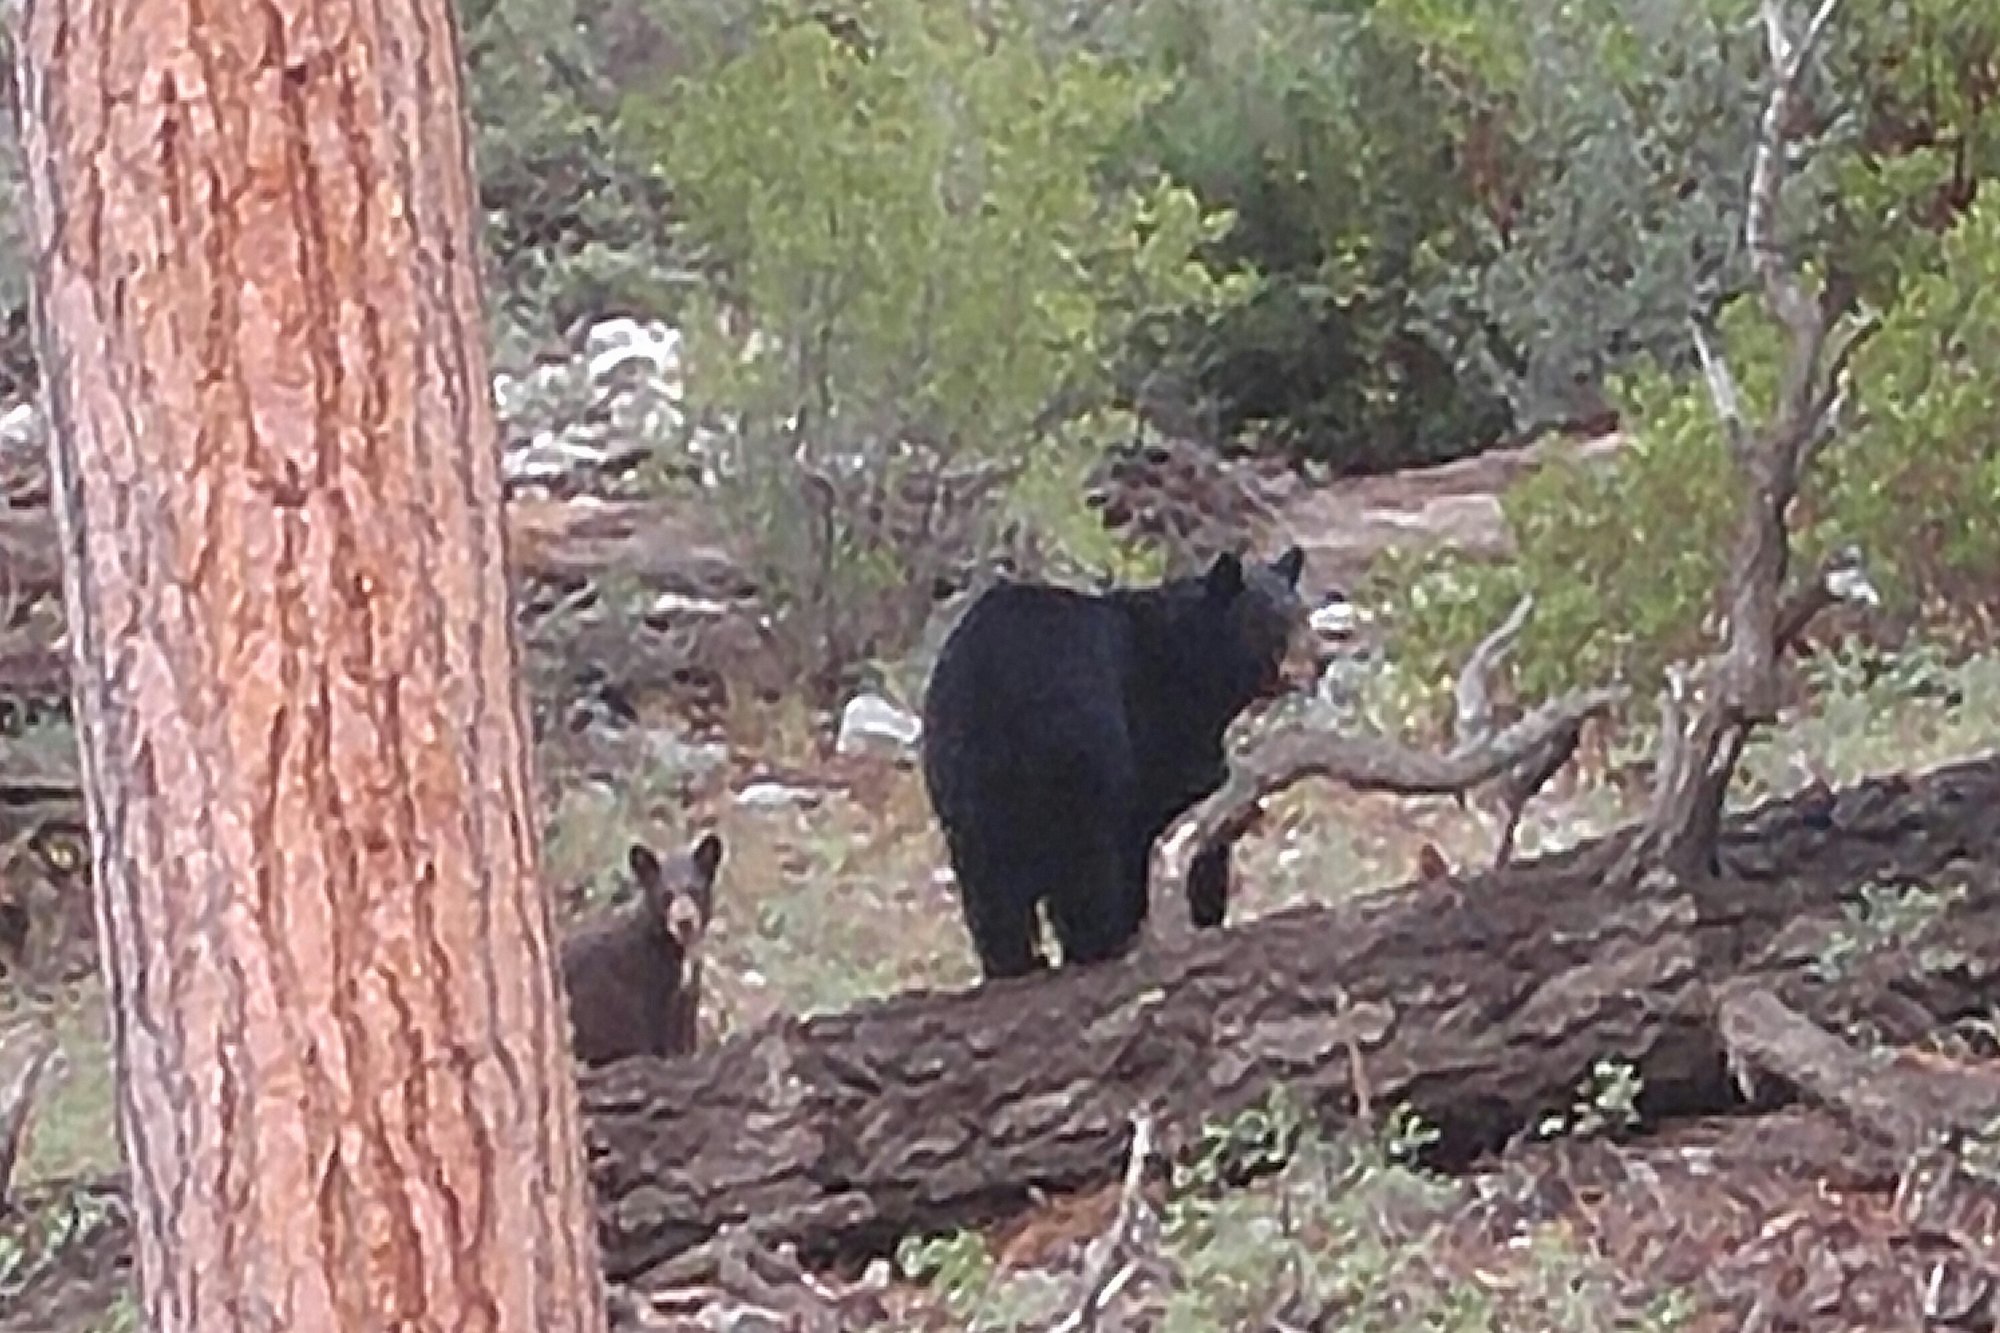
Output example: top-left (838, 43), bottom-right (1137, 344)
top-left (1053, 1112), bottom-right (1162, 1333)
top-left (1715, 982), bottom-right (2000, 1323)
top-left (1447, 594), bottom-right (1597, 868)
top-left (1179, 682), bottom-right (1627, 899)
top-left (1622, 0), bottom-right (1880, 883)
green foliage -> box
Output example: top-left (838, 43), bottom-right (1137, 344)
top-left (1818, 0), bottom-right (2000, 302)
top-left (1154, 1093), bottom-right (1692, 1333)
top-left (1406, 0), bottom-right (1776, 434)
top-left (895, 1229), bottom-right (1008, 1324)
top-left (461, 0), bottom-right (697, 352)
top-left (1400, 0), bottom-right (2000, 439)
top-left (636, 0), bottom-right (1251, 693)
top-left (1380, 295), bottom-right (1773, 703)
top-left (1387, 183), bottom-right (2000, 711)
top-left (1102, 0), bottom-right (1513, 471)
top-left (1536, 1058), bottom-right (1645, 1141)
top-left (1821, 192), bottom-right (2000, 610)
top-left (1808, 878), bottom-right (1973, 984)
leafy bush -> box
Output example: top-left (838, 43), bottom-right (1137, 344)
top-left (461, 0), bottom-right (731, 356)
top-left (1096, 0), bottom-right (1514, 472)
top-left (1401, 0), bottom-right (2000, 440)
top-left (638, 0), bottom-right (1252, 697)
top-left (1405, 0), bottom-right (1776, 436)
top-left (1383, 191), bottom-right (2000, 711)
top-left (1378, 293), bottom-right (1795, 704)
top-left (1821, 191), bottom-right (2000, 611)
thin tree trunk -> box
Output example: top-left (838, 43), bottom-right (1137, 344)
top-left (13, 1), bottom-right (608, 1329)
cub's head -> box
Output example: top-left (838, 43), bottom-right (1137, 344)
top-left (629, 831), bottom-right (724, 959)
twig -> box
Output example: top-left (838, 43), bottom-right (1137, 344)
top-left (1747, 0), bottom-right (1845, 341)
top-left (1622, 0), bottom-right (1861, 883)
top-left (1052, 1110), bottom-right (1160, 1333)
top-left (1487, 722), bottom-right (1586, 869)
top-left (1452, 592), bottom-right (1534, 745)
top-left (1180, 683), bottom-right (1627, 898)
top-left (1692, 318), bottom-right (1750, 459)
top-left (0, 1023), bottom-right (58, 1206)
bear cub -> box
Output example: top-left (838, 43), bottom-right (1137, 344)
top-left (560, 832), bottom-right (724, 1066)
top-left (920, 546), bottom-right (1307, 980)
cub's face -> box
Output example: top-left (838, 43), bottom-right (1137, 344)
top-left (629, 832), bottom-right (725, 959)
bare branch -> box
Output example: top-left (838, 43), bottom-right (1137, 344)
top-left (0, 1024), bottom-right (59, 1206)
top-left (1792, 0), bottom-right (1846, 80)
top-left (1716, 982), bottom-right (2000, 1151)
top-left (1796, 311), bottom-right (1879, 468)
top-left (1054, 1111), bottom-right (1162, 1333)
top-left (1180, 685), bottom-right (1627, 888)
top-left (1612, 664), bottom-right (1696, 884)
top-left (1747, 0), bottom-right (1845, 340)
top-left (1452, 592), bottom-right (1534, 745)
top-left (1623, 0), bottom-right (1861, 884)
top-left (1692, 320), bottom-right (1750, 459)
top-left (1487, 720), bottom-right (1588, 870)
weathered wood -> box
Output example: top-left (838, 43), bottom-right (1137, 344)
top-left (581, 753), bottom-right (2000, 1281)
top-left (1177, 684), bottom-right (1627, 901)
top-left (1715, 982), bottom-right (2000, 1326)
top-left (1716, 983), bottom-right (2000, 1150)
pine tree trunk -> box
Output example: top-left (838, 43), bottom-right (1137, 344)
top-left (12, 2), bottom-right (608, 1329)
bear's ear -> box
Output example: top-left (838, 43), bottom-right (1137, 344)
top-left (1203, 552), bottom-right (1245, 600)
top-left (690, 832), bottom-right (724, 882)
top-left (1271, 545), bottom-right (1305, 588)
top-left (628, 842), bottom-right (663, 889)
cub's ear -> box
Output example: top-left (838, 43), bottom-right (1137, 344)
top-left (628, 843), bottom-right (662, 888)
top-left (690, 832), bottom-right (724, 881)
top-left (1271, 545), bottom-right (1305, 588)
top-left (1203, 551), bottom-right (1245, 600)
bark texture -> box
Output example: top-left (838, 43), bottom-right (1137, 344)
top-left (14, 1), bottom-right (608, 1329)
top-left (580, 755), bottom-right (2000, 1281)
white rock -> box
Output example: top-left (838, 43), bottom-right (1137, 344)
top-left (735, 780), bottom-right (816, 809)
top-left (1310, 597), bottom-right (1363, 639)
top-left (835, 692), bottom-right (922, 756)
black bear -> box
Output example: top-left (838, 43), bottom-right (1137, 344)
top-left (920, 546), bottom-right (1307, 980)
top-left (560, 832), bottom-right (724, 1066)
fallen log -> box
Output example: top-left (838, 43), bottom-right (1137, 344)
top-left (581, 752), bottom-right (2000, 1282)
top-left (1715, 983), bottom-right (2000, 1326)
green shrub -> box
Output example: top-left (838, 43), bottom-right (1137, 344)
top-left (1101, 0), bottom-right (1513, 472)
top-left (636, 0), bottom-right (1251, 696)
top-left (1384, 192), bottom-right (2000, 711)
top-left (1822, 191), bottom-right (2000, 611)
top-left (1379, 294), bottom-right (1790, 706)
top-left (462, 0), bottom-right (698, 352)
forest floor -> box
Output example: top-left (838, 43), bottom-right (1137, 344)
top-left (4, 431), bottom-right (1999, 1330)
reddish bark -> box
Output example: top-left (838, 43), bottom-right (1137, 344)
top-left (14, 0), bottom-right (609, 1327)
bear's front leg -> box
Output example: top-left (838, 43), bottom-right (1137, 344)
top-left (1186, 838), bottom-right (1231, 929)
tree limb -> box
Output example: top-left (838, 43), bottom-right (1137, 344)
top-left (1179, 684), bottom-right (1627, 890)
top-left (1747, 0), bottom-right (1844, 343)
top-left (1692, 319), bottom-right (1749, 460)
top-left (1452, 593), bottom-right (1534, 745)
top-left (1625, 0), bottom-right (1870, 883)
